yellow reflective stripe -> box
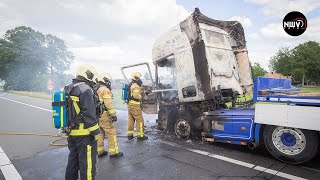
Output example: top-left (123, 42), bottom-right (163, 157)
top-left (88, 124), bottom-right (99, 131)
top-left (70, 96), bottom-right (80, 114)
top-left (52, 94), bottom-right (55, 128)
top-left (70, 96), bottom-right (79, 101)
top-left (108, 147), bottom-right (116, 154)
top-left (140, 122), bottom-right (144, 137)
top-left (79, 123), bottom-right (84, 129)
top-left (69, 129), bottom-right (90, 136)
top-left (102, 95), bottom-right (112, 99)
top-left (87, 145), bottom-right (92, 180)
top-left (98, 146), bottom-right (105, 153)
top-left (107, 109), bottom-right (115, 114)
top-left (99, 98), bottom-right (103, 102)
top-left (73, 101), bottom-right (80, 114)
top-left (60, 93), bottom-right (64, 127)
top-left (127, 131), bottom-right (133, 135)
top-left (129, 100), bottom-right (140, 105)
top-left (114, 136), bottom-right (119, 154)
top-left (132, 90), bottom-right (140, 93)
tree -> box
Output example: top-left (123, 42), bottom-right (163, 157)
top-left (269, 47), bottom-right (294, 76)
top-left (251, 62), bottom-right (267, 79)
top-left (291, 41), bottom-right (320, 85)
top-left (0, 26), bottom-right (74, 91)
top-left (269, 41), bottom-right (320, 85)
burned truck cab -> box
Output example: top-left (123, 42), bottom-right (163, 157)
top-left (121, 8), bottom-right (253, 138)
top-left (152, 8), bottom-right (253, 137)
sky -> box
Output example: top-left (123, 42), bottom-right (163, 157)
top-left (0, 0), bottom-right (319, 79)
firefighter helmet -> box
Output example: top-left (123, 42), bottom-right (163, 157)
top-left (96, 73), bottom-right (112, 83)
top-left (131, 72), bottom-right (142, 80)
top-left (76, 64), bottom-right (97, 82)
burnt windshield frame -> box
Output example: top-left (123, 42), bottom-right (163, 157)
top-left (156, 56), bottom-right (176, 90)
top-left (155, 55), bottom-right (178, 101)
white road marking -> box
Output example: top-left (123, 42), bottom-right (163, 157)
top-left (0, 152), bottom-right (11, 166)
top-left (1, 165), bottom-right (22, 180)
top-left (0, 146), bottom-right (22, 180)
top-left (0, 96), bottom-right (51, 112)
top-left (160, 141), bottom-right (307, 180)
top-left (211, 154), bottom-right (255, 169)
top-left (301, 166), bottom-right (320, 173)
top-left (0, 93), bottom-right (7, 97)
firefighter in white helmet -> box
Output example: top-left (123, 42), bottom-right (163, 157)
top-left (127, 72), bottom-right (148, 140)
top-left (95, 73), bottom-right (124, 158)
top-left (65, 64), bottom-right (100, 180)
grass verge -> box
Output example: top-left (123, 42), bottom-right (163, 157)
top-left (301, 87), bottom-right (320, 93)
top-left (8, 90), bottom-right (51, 100)
top-left (8, 89), bottom-right (128, 110)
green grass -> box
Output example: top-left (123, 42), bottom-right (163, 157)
top-left (226, 94), bottom-right (253, 108)
top-left (8, 90), bottom-right (51, 99)
top-left (8, 89), bottom-right (128, 111)
top-left (301, 87), bottom-right (320, 93)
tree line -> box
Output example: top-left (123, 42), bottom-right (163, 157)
top-left (252, 41), bottom-right (320, 85)
top-left (0, 26), bottom-right (74, 91)
top-left (0, 26), bottom-right (319, 92)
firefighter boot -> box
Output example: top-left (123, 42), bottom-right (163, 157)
top-left (110, 152), bottom-right (124, 158)
top-left (128, 135), bottom-right (134, 140)
top-left (137, 136), bottom-right (148, 141)
top-left (98, 151), bottom-right (108, 157)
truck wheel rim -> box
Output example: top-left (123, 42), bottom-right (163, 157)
top-left (272, 127), bottom-right (306, 155)
top-left (175, 120), bottom-right (191, 138)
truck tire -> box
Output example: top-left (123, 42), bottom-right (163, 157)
top-left (175, 119), bottom-right (192, 139)
top-left (263, 125), bottom-right (319, 164)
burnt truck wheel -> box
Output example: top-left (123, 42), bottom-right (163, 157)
top-left (175, 119), bottom-right (192, 138)
top-left (263, 125), bottom-right (319, 164)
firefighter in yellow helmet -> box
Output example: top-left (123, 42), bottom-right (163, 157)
top-left (95, 73), bottom-right (124, 158)
top-left (65, 64), bottom-right (100, 180)
top-left (127, 72), bottom-right (148, 140)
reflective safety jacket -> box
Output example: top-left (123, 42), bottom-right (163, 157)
top-left (97, 85), bottom-right (116, 117)
top-left (129, 82), bottom-right (142, 105)
top-left (65, 78), bottom-right (100, 136)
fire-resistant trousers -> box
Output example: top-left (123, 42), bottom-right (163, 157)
top-left (97, 113), bottom-right (119, 155)
top-left (127, 103), bottom-right (145, 138)
top-left (65, 135), bottom-right (97, 180)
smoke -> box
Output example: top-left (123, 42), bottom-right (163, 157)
top-left (1, 26), bottom-right (74, 92)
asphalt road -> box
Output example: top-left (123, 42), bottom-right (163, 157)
top-left (0, 91), bottom-right (320, 180)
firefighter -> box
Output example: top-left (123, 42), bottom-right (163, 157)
top-left (65, 64), bottom-right (100, 180)
top-left (127, 72), bottom-right (148, 141)
top-left (95, 73), bottom-right (124, 158)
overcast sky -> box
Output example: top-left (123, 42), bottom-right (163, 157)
top-left (0, 0), bottom-right (319, 79)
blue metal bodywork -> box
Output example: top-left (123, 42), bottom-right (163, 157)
top-left (253, 77), bottom-right (320, 106)
top-left (207, 108), bottom-right (259, 144)
top-left (206, 77), bottom-right (320, 145)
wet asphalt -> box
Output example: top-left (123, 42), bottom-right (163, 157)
top-left (0, 91), bottom-right (319, 180)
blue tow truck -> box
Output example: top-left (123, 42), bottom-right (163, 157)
top-left (202, 77), bottom-right (320, 164)
top-left (120, 8), bottom-right (320, 164)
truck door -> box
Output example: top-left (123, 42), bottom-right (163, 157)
top-left (121, 62), bottom-right (158, 114)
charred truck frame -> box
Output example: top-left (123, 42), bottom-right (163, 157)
top-left (121, 8), bottom-right (320, 164)
top-left (122, 8), bottom-right (253, 137)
